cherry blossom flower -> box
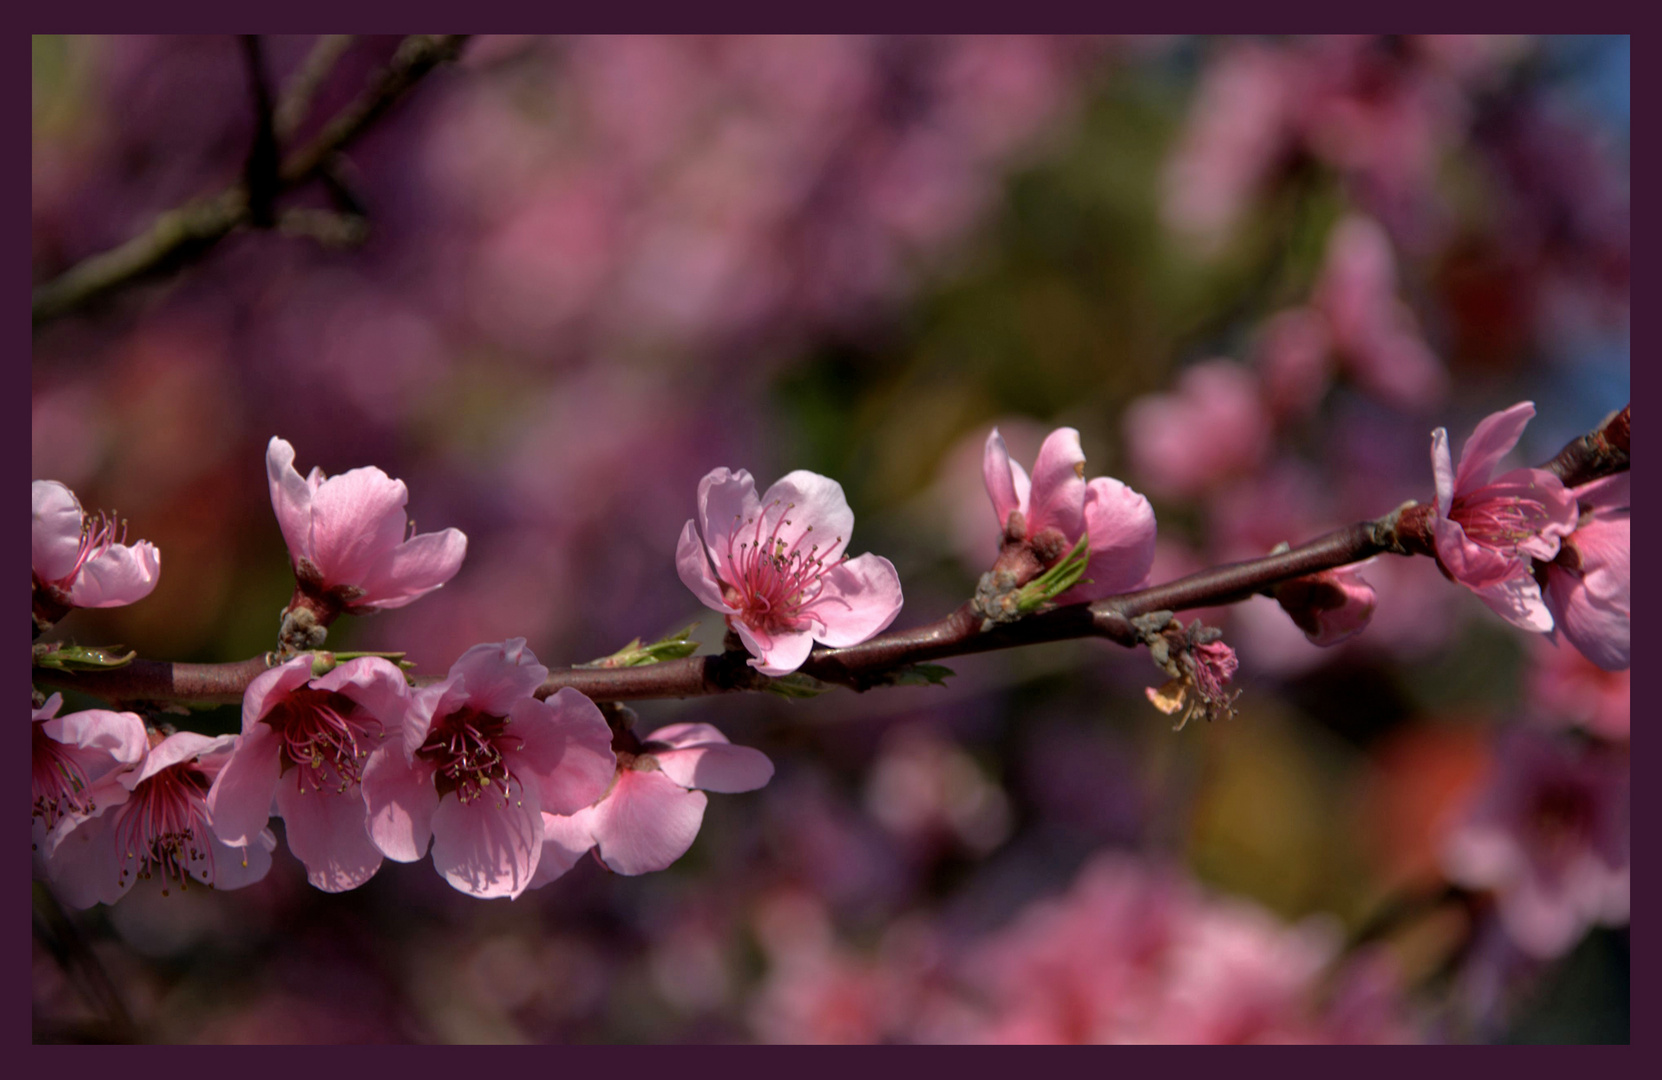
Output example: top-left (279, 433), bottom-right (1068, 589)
top-left (982, 426), bottom-right (1157, 601)
top-left (208, 656), bottom-right (413, 893)
top-left (31, 480), bottom-right (160, 619)
top-left (1441, 730), bottom-right (1629, 959)
top-left (1271, 565), bottom-right (1377, 646)
top-left (533, 721), bottom-right (773, 882)
top-left (45, 731), bottom-right (275, 909)
top-left (266, 436), bottom-right (468, 616)
top-left (1430, 402), bottom-right (1579, 632)
top-left (1528, 635), bottom-right (1629, 742)
top-left (32, 694), bottom-right (147, 845)
top-left (1543, 472), bottom-right (1630, 671)
top-left (360, 639), bottom-right (615, 899)
top-left (677, 468), bottom-right (903, 676)
top-left (1124, 361), bottom-right (1272, 501)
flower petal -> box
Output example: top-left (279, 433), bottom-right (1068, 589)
top-left (274, 771), bottom-right (384, 893)
top-left (982, 428), bottom-right (1025, 531)
top-left (206, 725), bottom-right (282, 847)
top-left (41, 708), bottom-right (148, 770)
top-left (242, 656), bottom-right (318, 730)
top-left (652, 742), bottom-right (774, 794)
top-left (1454, 401), bottom-right (1535, 495)
top-left (743, 624), bottom-right (816, 677)
top-left (590, 769), bottom-right (708, 876)
top-left (200, 828), bottom-right (276, 892)
top-left (758, 470), bottom-right (857, 563)
top-left (305, 465), bottom-right (412, 587)
top-left (800, 552), bottom-right (903, 648)
top-left (697, 468), bottom-right (761, 582)
top-left (529, 808), bottom-right (596, 888)
top-left (1430, 427), bottom-right (1457, 518)
top-left (31, 481), bottom-right (85, 583)
top-left (1025, 427), bottom-right (1087, 540)
top-left (445, 638), bottom-right (549, 717)
top-left (508, 689), bottom-right (617, 816)
top-left (429, 780), bottom-right (543, 899)
top-left (678, 519), bottom-right (734, 613)
top-left (349, 528), bottom-right (468, 612)
top-left (361, 745), bottom-right (438, 862)
top-left (67, 540), bottom-right (160, 608)
top-left (1066, 476), bottom-right (1157, 601)
top-left (266, 438), bottom-right (318, 567)
top-left (128, 733), bottom-right (234, 788)
top-left (314, 656), bottom-right (415, 732)
top-left (44, 810), bottom-right (128, 909)
top-left (1472, 575), bottom-right (1555, 633)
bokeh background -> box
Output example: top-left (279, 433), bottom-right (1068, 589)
top-left (32, 35), bottom-right (1629, 1043)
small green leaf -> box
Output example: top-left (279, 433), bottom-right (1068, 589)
top-left (761, 673), bottom-right (830, 698)
top-left (875, 663), bottom-right (955, 688)
top-left (582, 624), bottom-right (701, 668)
top-left (33, 645), bottom-right (137, 672)
top-left (1014, 532), bottom-right (1092, 613)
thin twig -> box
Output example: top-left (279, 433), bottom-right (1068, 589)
top-left (275, 34), bottom-right (356, 143)
top-left (31, 34), bottom-right (469, 326)
top-left (239, 35), bottom-right (281, 228)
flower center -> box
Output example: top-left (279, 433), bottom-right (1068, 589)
top-left (31, 722), bottom-right (95, 830)
top-left (722, 501), bottom-right (846, 630)
top-left (113, 764), bottom-right (219, 896)
top-left (1451, 493), bottom-right (1555, 555)
top-left (51, 510), bottom-right (128, 590)
top-left (1530, 781), bottom-right (1594, 867)
top-left (417, 707), bottom-right (524, 804)
top-left (265, 688), bottom-right (382, 793)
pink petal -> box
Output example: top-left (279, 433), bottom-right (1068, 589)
top-left (128, 733), bottom-right (234, 788)
top-left (1454, 401), bottom-right (1535, 495)
top-left (743, 623), bottom-right (816, 677)
top-left (1547, 517), bottom-right (1630, 671)
top-left (44, 810), bottom-right (127, 909)
top-left (306, 466), bottom-right (411, 586)
top-left (274, 770), bottom-right (384, 893)
top-left (696, 468), bottom-right (761, 582)
top-left (1430, 427), bottom-right (1457, 518)
top-left (429, 780), bottom-right (543, 899)
top-left (67, 540), bottom-right (160, 608)
top-left (1482, 468), bottom-right (1580, 561)
top-left (802, 552), bottom-right (903, 648)
top-left (242, 656), bottom-right (317, 730)
top-left (1025, 427), bottom-right (1088, 540)
top-left (314, 656), bottom-right (415, 730)
top-left (1472, 575), bottom-right (1555, 633)
top-left (651, 742), bottom-right (774, 794)
top-left (266, 438), bottom-right (318, 566)
top-left (41, 708), bottom-right (147, 770)
top-left (205, 725), bottom-right (282, 847)
top-left (1432, 516), bottom-right (1518, 591)
top-left (1065, 476), bottom-right (1157, 601)
top-left (758, 470), bottom-right (856, 563)
top-left (445, 638), bottom-right (549, 717)
top-left (642, 723), bottom-right (732, 750)
top-left (507, 689), bottom-right (617, 815)
top-left (529, 809), bottom-right (596, 888)
top-left (201, 828), bottom-right (277, 892)
top-left (589, 769), bottom-right (709, 876)
top-left (31, 481), bottom-right (85, 583)
top-left (677, 519), bottom-right (734, 613)
top-left (349, 528), bottom-right (468, 612)
top-left (361, 745), bottom-right (439, 862)
top-left (982, 429), bottom-right (1025, 530)
top-left (1576, 472), bottom-right (1630, 512)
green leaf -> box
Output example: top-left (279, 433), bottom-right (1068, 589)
top-left (582, 624), bottom-right (701, 668)
top-left (761, 673), bottom-right (831, 698)
top-left (1014, 532), bottom-right (1092, 613)
top-left (33, 645), bottom-right (137, 672)
top-left (874, 663), bottom-right (956, 688)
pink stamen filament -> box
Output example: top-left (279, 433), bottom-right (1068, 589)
top-left (112, 764), bottom-right (220, 896)
top-left (268, 689), bottom-right (381, 794)
top-left (723, 500), bottom-right (848, 629)
top-left (417, 708), bottom-right (526, 806)
top-left (31, 725), bottom-right (95, 828)
top-left (55, 511), bottom-right (128, 587)
top-left (1453, 494), bottom-right (1555, 554)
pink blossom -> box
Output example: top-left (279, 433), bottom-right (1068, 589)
top-left (45, 732), bottom-right (276, 908)
top-left (360, 639), bottom-right (615, 899)
top-left (1124, 361), bottom-right (1272, 501)
top-left (31, 694), bottom-right (147, 841)
top-left (266, 436), bottom-right (468, 615)
top-left (1430, 402), bottom-right (1579, 632)
top-left (982, 426), bottom-right (1157, 600)
top-left (533, 721), bottom-right (773, 882)
top-left (208, 656), bottom-right (413, 893)
top-left (31, 479), bottom-right (160, 614)
top-left (1528, 635), bottom-right (1629, 742)
top-left (1543, 472), bottom-right (1630, 671)
top-left (1441, 730), bottom-right (1629, 959)
top-left (1272, 565), bottom-right (1377, 646)
top-left (677, 468), bottom-right (903, 676)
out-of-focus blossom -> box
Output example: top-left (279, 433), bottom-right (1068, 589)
top-left (1125, 361), bottom-right (1272, 501)
top-left (208, 656), bottom-right (412, 893)
top-left (46, 731), bottom-right (276, 909)
top-left (982, 427), bottom-right (1157, 602)
top-left (1543, 472), bottom-right (1630, 671)
top-left (534, 721), bottom-right (773, 881)
top-left (360, 639), bottom-right (615, 899)
top-left (1528, 635), bottom-right (1629, 741)
top-left (677, 468), bottom-right (903, 676)
top-left (1429, 402), bottom-right (1579, 631)
top-left (31, 693), bottom-right (147, 842)
top-left (266, 436), bottom-right (468, 616)
top-left (863, 729), bottom-right (1012, 857)
top-left (31, 479), bottom-right (161, 617)
top-left (1441, 729), bottom-right (1629, 959)
top-left (1272, 565), bottom-right (1378, 646)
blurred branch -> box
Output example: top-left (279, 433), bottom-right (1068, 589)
top-left (1544, 404), bottom-right (1629, 488)
top-left (32, 405), bottom-right (1627, 708)
top-left (31, 34), bottom-right (469, 326)
top-left (240, 35), bottom-right (281, 228)
top-left (274, 34), bottom-right (355, 142)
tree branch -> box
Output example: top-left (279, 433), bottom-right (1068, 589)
top-left (31, 34), bottom-right (469, 326)
top-left (31, 404), bottom-right (1627, 709)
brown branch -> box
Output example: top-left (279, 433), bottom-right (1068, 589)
top-left (31, 405), bottom-right (1626, 709)
top-left (1544, 404), bottom-right (1630, 489)
top-left (240, 35), bottom-right (281, 228)
top-left (31, 34), bottom-right (469, 326)
top-left (275, 34), bottom-right (356, 143)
